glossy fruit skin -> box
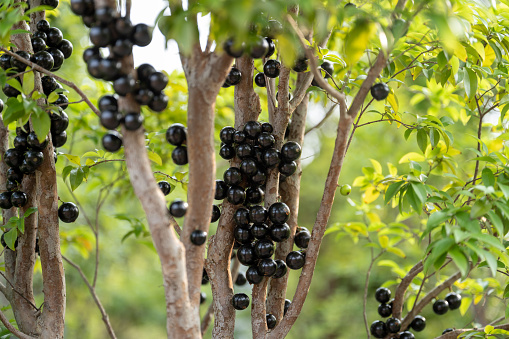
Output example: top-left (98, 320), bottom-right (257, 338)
top-left (132, 24), bottom-right (152, 46)
top-left (270, 223), bottom-right (290, 242)
top-left (237, 244), bottom-right (256, 266)
top-left (250, 223), bottom-right (268, 239)
top-left (58, 39), bottom-right (73, 59)
top-left (169, 199), bottom-right (188, 218)
top-left (47, 48), bottom-right (64, 71)
top-left (90, 26), bottom-right (111, 48)
top-left (249, 36), bottom-right (269, 59)
top-left (149, 71), bottom-right (169, 92)
top-left (4, 148), bottom-right (23, 167)
top-left (234, 226), bottom-right (253, 244)
top-left (264, 59), bottom-right (281, 78)
top-left (70, 0), bottom-right (94, 15)
top-left (83, 47), bottom-right (100, 64)
top-left (281, 141), bottom-right (302, 162)
top-left (250, 170), bottom-right (266, 187)
top-left (371, 83), bottom-right (390, 101)
top-left (268, 202), bottom-right (290, 224)
top-left (3, 83), bottom-right (21, 97)
top-left (257, 132), bottom-right (275, 149)
top-left (410, 315), bottom-right (426, 331)
top-left (294, 230), bottom-right (310, 248)
top-left (257, 258), bottom-right (277, 276)
top-left (236, 144), bottom-right (253, 160)
top-left (227, 186), bottom-right (246, 205)
top-left (232, 293), bottom-right (250, 310)
top-left (32, 37), bottom-right (47, 53)
top-left (123, 113), bottom-right (143, 131)
top-left (190, 230), bottom-right (207, 245)
top-left (340, 184), bottom-right (351, 196)
top-left (98, 95), bottom-right (118, 112)
top-left (433, 299), bottom-right (449, 315)
top-left (445, 292), bottom-right (462, 310)
top-left (52, 131), bottom-right (67, 148)
top-left (51, 94), bottom-right (69, 110)
top-left (227, 67), bottom-right (242, 86)
top-left (25, 150), bottom-right (44, 168)
top-left (284, 299), bottom-right (291, 315)
top-left (149, 93), bottom-right (168, 112)
top-left (58, 202), bottom-right (79, 222)
top-left (244, 121), bottom-right (261, 139)
top-left (219, 145), bottom-right (235, 160)
top-left (0, 54), bottom-right (11, 70)
top-left (11, 191), bottom-right (27, 208)
top-left (19, 159), bottom-right (37, 174)
top-left (224, 167), bottom-right (243, 186)
top-left (233, 130), bottom-right (246, 144)
top-left (273, 259), bottom-right (288, 279)
top-left (254, 73), bottom-right (266, 87)
top-left (0, 192), bottom-right (13, 209)
top-left (265, 38), bottom-right (275, 58)
top-left (292, 58), bottom-right (308, 72)
top-left (113, 75), bottom-right (136, 96)
top-left (321, 61), bottom-right (334, 78)
top-left (279, 161), bottom-right (297, 177)
top-left (249, 205), bottom-right (267, 224)
top-left (246, 187), bottom-right (264, 204)
top-left (263, 148), bottom-right (280, 168)
top-left (7, 168), bottom-right (23, 183)
top-left (172, 146), bottom-right (188, 165)
top-left (102, 131), bottom-right (123, 152)
top-left (220, 126), bottom-right (236, 144)
top-left (36, 19), bottom-right (50, 32)
top-left (100, 110), bottom-right (122, 130)
top-left (375, 287), bottom-right (391, 303)
top-left (286, 251), bottom-right (305, 269)
top-left (165, 123), bottom-right (186, 146)
top-left (386, 317), bottom-right (401, 333)
top-left (112, 39), bottom-right (133, 57)
top-left (11, 51), bottom-right (30, 71)
top-left (137, 63), bottom-right (156, 83)
top-left (95, 6), bottom-right (115, 24)
top-left (398, 331), bottom-right (415, 339)
top-left (215, 180), bottom-right (228, 200)
top-left (134, 88), bottom-right (154, 105)
top-left (234, 208), bottom-right (250, 226)
top-left (223, 39), bottom-right (244, 58)
top-left (246, 266), bottom-right (263, 284)
top-left (50, 110), bottom-right (69, 134)
top-left (235, 272), bottom-right (247, 286)
top-left (100, 58), bottom-right (128, 81)
top-left (158, 181), bottom-right (172, 195)
top-left (378, 303), bottom-right (392, 317)
top-left (115, 17), bottom-right (134, 38)
top-left (6, 180), bottom-right (18, 192)
top-left (211, 205), bottom-right (221, 223)
top-left (370, 320), bottom-right (388, 338)
top-left (266, 313), bottom-right (277, 329)
top-left (442, 328), bottom-right (454, 334)
top-left (254, 239), bottom-right (275, 259)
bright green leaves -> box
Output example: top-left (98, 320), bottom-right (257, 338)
top-left (31, 108), bottom-right (51, 143)
top-left (2, 207), bottom-right (37, 250)
top-left (62, 164), bottom-right (89, 192)
top-left (463, 67), bottom-right (478, 100)
top-left (344, 18), bottom-right (377, 66)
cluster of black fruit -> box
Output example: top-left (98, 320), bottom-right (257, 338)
top-left (26, 0), bottom-right (60, 10)
top-left (370, 287), bottom-right (462, 338)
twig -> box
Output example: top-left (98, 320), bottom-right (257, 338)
top-left (0, 309), bottom-right (36, 339)
top-left (0, 47), bottom-right (101, 117)
top-left (0, 271), bottom-right (38, 311)
top-left (62, 256), bottom-right (118, 339)
top-left (89, 159), bottom-right (125, 168)
top-left (363, 248), bottom-right (386, 338)
top-left (305, 103), bottom-right (338, 135)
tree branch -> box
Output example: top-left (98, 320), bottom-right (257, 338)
top-left (0, 308), bottom-right (37, 339)
top-left (391, 261), bottom-right (423, 319)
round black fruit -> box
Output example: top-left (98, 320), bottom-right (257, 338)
top-left (58, 39), bottom-right (73, 59)
top-left (100, 110), bottom-right (122, 130)
top-left (254, 73), bottom-right (266, 87)
top-left (227, 67), bottom-right (242, 86)
top-left (51, 94), bottom-right (69, 110)
top-left (246, 187), bottom-right (264, 204)
top-left (149, 71), bottom-right (168, 92)
top-left (236, 143), bottom-right (253, 159)
top-left (234, 207), bottom-right (250, 226)
top-left (410, 315), bottom-right (426, 331)
top-left (257, 132), bottom-right (275, 149)
top-left (399, 331), bottom-right (415, 339)
top-left (10, 51), bottom-right (30, 71)
top-left (281, 141), bottom-right (302, 162)
top-left (132, 23), bottom-right (152, 46)
top-left (215, 180), bottom-right (228, 200)
top-left (378, 303), bottom-right (392, 317)
top-left (166, 123), bottom-right (186, 146)
top-left (11, 191), bottom-right (27, 207)
top-left (262, 148), bottom-right (280, 168)
top-left (244, 121), bottom-right (262, 139)
top-left (70, 0), bottom-right (94, 16)
top-left (52, 131), bottom-right (67, 147)
top-left (211, 205), bottom-right (221, 222)
top-left (445, 292), bottom-right (462, 310)
top-left (4, 148), bottom-right (23, 167)
top-left (149, 93), bottom-right (168, 112)
top-left (375, 287), bottom-right (391, 303)
top-left (0, 192), bottom-right (13, 209)
top-left (249, 36), bottom-right (269, 59)
top-left (101, 58), bottom-right (122, 81)
top-left (386, 317), bottom-right (401, 333)
top-left (250, 170), bottom-right (266, 187)
top-left (266, 314), bottom-right (277, 329)
top-left (231, 293), bottom-right (250, 310)
top-left (292, 58), bottom-right (308, 72)
top-left (433, 299), bottom-right (449, 315)
top-left (123, 113), bottom-right (143, 131)
top-left (3, 83), bottom-right (21, 98)
top-left (219, 145), bottom-right (235, 160)
top-left (6, 180), bottom-right (18, 192)
top-left (249, 205), bottom-right (267, 224)
top-left (58, 202), bottom-right (79, 222)
top-left (442, 328), bottom-right (454, 334)
top-left (279, 161), bottom-right (297, 177)
top-left (169, 199), bottom-right (188, 218)
top-left (90, 26), bottom-right (111, 47)
top-left (237, 244), bottom-right (256, 266)
top-left (113, 75), bottom-right (136, 96)
top-left (134, 88), bottom-right (154, 105)
top-left (250, 223), bottom-right (268, 239)
top-left (25, 150), bottom-right (44, 168)
top-left (32, 37), bottom-right (46, 53)
top-left (7, 168), bottom-right (23, 183)
top-left (102, 131), bottom-right (123, 152)
top-left (235, 272), bottom-right (247, 286)
top-left (286, 251), bottom-right (305, 269)
top-left (263, 59), bottom-right (281, 78)
top-left (47, 48), bottom-right (64, 71)
top-left (257, 258), bottom-right (277, 276)
top-left (224, 167), bottom-right (243, 186)
top-left (223, 39), bottom-right (244, 58)
top-left (83, 47), bottom-right (100, 64)
top-left (321, 61), bottom-right (334, 78)
top-left (265, 38), bottom-right (275, 58)
top-left (270, 223), bottom-right (290, 242)
top-left (246, 266), bottom-right (263, 284)
top-left (268, 202), bottom-right (290, 224)
top-left (371, 83), bottom-right (390, 101)
top-left (172, 146), bottom-right (188, 165)
top-left (137, 63), bottom-right (156, 83)
top-left (254, 239), bottom-right (275, 259)
top-left (115, 17), bottom-right (134, 38)
top-left (14, 134), bottom-right (28, 151)
top-left (98, 95), bottom-right (118, 112)
top-left (36, 19), bottom-right (50, 32)
top-left (234, 226), bottom-right (253, 244)
top-left (158, 181), bottom-right (172, 195)
top-left (294, 230), bottom-right (310, 248)
top-left (219, 126), bottom-right (236, 144)
top-left (112, 39), bottom-right (133, 57)
top-left (190, 230), bottom-right (207, 245)
top-left (370, 320), bottom-right (387, 338)
top-left (273, 259), bottom-right (288, 279)
top-left (50, 111), bottom-right (69, 134)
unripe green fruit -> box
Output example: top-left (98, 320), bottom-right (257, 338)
top-left (340, 184), bottom-right (351, 196)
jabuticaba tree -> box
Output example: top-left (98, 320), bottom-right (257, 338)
top-left (1, 0), bottom-right (509, 338)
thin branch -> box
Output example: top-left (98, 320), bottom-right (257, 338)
top-left (363, 248), bottom-right (386, 338)
top-left (62, 256), bottom-right (117, 339)
top-left (0, 47), bottom-right (101, 117)
top-left (391, 261), bottom-right (424, 319)
top-left (305, 103), bottom-right (338, 135)
top-left (89, 159), bottom-right (125, 168)
top-left (435, 323), bottom-right (509, 339)
top-left (0, 309), bottom-right (36, 339)
top-left (0, 272), bottom-right (38, 311)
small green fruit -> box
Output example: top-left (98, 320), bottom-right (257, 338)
top-left (340, 184), bottom-right (351, 196)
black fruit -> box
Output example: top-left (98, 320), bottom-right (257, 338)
top-left (233, 130), bottom-right (246, 144)
top-left (7, 168), bottom-right (23, 183)
top-left (123, 113), bottom-right (143, 131)
top-left (227, 67), bottom-right (242, 86)
top-left (370, 320), bottom-right (387, 338)
top-left (250, 170), bottom-right (266, 187)
top-left (36, 19), bottom-right (50, 32)
top-left (25, 150), bottom-right (44, 168)
top-left (232, 293), bottom-right (250, 310)
top-left (149, 71), bottom-right (168, 92)
top-left (273, 259), bottom-right (288, 279)
top-left (250, 223), bottom-right (269, 239)
top-left (95, 6), bottom-right (115, 24)
top-left (0, 192), bottom-right (13, 209)
top-left (265, 38), bottom-right (275, 58)
top-left (257, 258), bottom-right (277, 276)
top-left (249, 205), bottom-right (267, 224)
top-left (279, 161), bottom-right (297, 176)
top-left (158, 181), bottom-right (172, 195)
top-left (237, 244), bottom-right (256, 266)
top-left (137, 63), bottom-right (156, 83)
top-left (292, 58), bottom-right (308, 72)
top-left (244, 121), bottom-right (262, 139)
top-left (172, 146), bottom-right (188, 165)
top-left (442, 328), bottom-right (454, 334)
top-left (132, 23), bottom-right (152, 46)
top-left (200, 292), bottom-right (206, 304)
top-left (215, 180), bottom-right (228, 200)
top-left (6, 180), bottom-right (18, 192)
top-left (166, 124), bottom-right (187, 146)
top-left (190, 230), bottom-right (207, 245)
top-left (52, 131), bottom-right (67, 147)
top-left (321, 61), bottom-right (334, 78)
top-left (262, 148), bottom-right (280, 168)
top-left (234, 226), bottom-right (253, 244)
top-left (235, 272), bottom-right (247, 286)
top-left (219, 145), bottom-right (235, 160)
top-left (211, 205), bottom-right (221, 222)
top-left (113, 75), bottom-right (136, 96)
top-left (220, 126), bottom-right (236, 144)
top-left (32, 38), bottom-right (47, 53)
top-left (263, 59), bottom-right (281, 78)
top-left (281, 141), bottom-right (302, 162)
top-left (254, 73), bottom-right (266, 87)
top-left (433, 299), bottom-right (449, 315)
top-left (10, 51), bottom-right (30, 71)
top-left (246, 266), bottom-right (263, 284)
top-left (410, 315), bottom-right (426, 331)
top-left (87, 56), bottom-right (104, 79)
top-left (286, 251), bottom-right (305, 269)
top-left (83, 47), bottom-right (101, 63)
top-left (112, 39), bottom-right (133, 57)
top-left (268, 202), bottom-right (290, 224)
top-left (100, 58), bottom-right (122, 81)
top-left (100, 110), bottom-right (122, 130)
top-left (115, 17), bottom-right (134, 38)
top-left (240, 159), bottom-right (258, 176)
top-left (4, 148), bottom-right (23, 167)
top-left (386, 317), bottom-right (401, 333)
top-left (371, 83), bottom-right (390, 101)
top-left (378, 303), bottom-right (392, 317)
top-left (50, 110), bottom-right (69, 134)
top-left (47, 48), bottom-right (64, 71)
top-left (224, 167), bottom-right (243, 186)
top-left (98, 95), bottom-right (118, 112)
top-left (58, 39), bottom-right (73, 59)
top-left (254, 239), bottom-right (275, 259)
top-left (270, 223), bottom-right (290, 242)
top-left (90, 26), bottom-right (111, 47)
top-left (398, 331), bottom-right (415, 339)
top-left (266, 313), bottom-right (277, 329)
top-left (58, 202), bottom-right (79, 222)
top-left (134, 88), bottom-right (154, 105)
top-left (11, 191), bottom-right (27, 208)
top-left (70, 0), bottom-right (94, 16)
top-left (102, 131), bottom-right (123, 152)
top-left (246, 187), bottom-right (264, 204)
top-left (169, 199), bottom-right (188, 217)
top-left (3, 83), bottom-right (21, 98)
top-left (236, 143), bottom-right (253, 159)
top-left (0, 54), bottom-right (11, 70)
top-left (294, 230), bottom-right (310, 248)
top-left (284, 299), bottom-right (291, 315)
top-left (149, 93), bottom-right (168, 112)
top-left (234, 207), bottom-right (250, 226)
top-left (51, 94), bottom-right (69, 110)
top-left (223, 39), bottom-right (244, 58)
top-left (257, 132), bottom-right (275, 149)
top-left (375, 287), bottom-right (391, 303)
top-left (445, 292), bottom-right (462, 310)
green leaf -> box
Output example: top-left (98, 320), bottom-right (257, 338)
top-left (4, 228), bottom-right (17, 251)
top-left (31, 112), bottom-right (50, 143)
top-left (463, 67), bottom-right (478, 99)
top-left (7, 78), bottom-right (22, 93)
top-left (148, 151), bottom-right (163, 166)
top-left (378, 234), bottom-right (389, 248)
top-left (47, 91), bottom-right (59, 103)
top-left (405, 185), bottom-right (422, 212)
top-left (344, 19), bottom-right (376, 66)
top-left (384, 181), bottom-right (405, 204)
top-left (497, 183), bottom-right (509, 199)
top-left (387, 247), bottom-right (406, 258)
top-left (22, 70), bottom-right (34, 95)
top-left (64, 154), bottom-right (81, 166)
top-left (487, 211), bottom-right (504, 237)
top-left (62, 165), bottom-right (73, 181)
top-left (481, 168), bottom-right (495, 187)
top-left (69, 167), bottom-right (84, 191)
top-left (470, 199), bottom-right (491, 219)
top-left (416, 129), bottom-right (428, 153)
top-left (449, 246), bottom-right (469, 277)
top-left (22, 207), bottom-right (37, 218)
